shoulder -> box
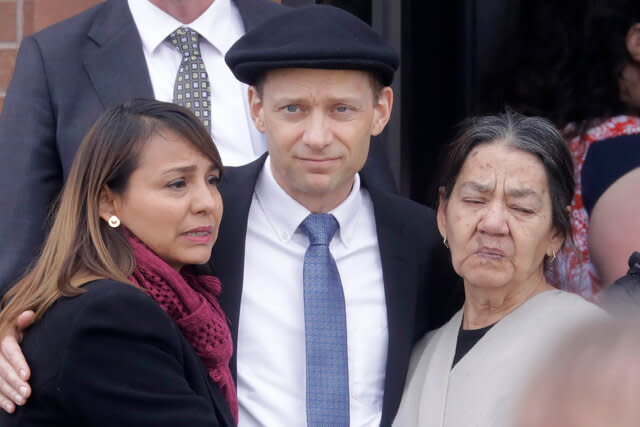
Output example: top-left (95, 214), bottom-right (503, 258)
top-left (35, 279), bottom-right (157, 320)
top-left (533, 290), bottom-right (608, 324)
top-left (28, 1), bottom-right (108, 48)
top-left (407, 309), bottom-right (460, 380)
top-left (411, 323), bottom-right (444, 360)
top-left (56, 280), bottom-right (186, 379)
top-left (39, 279), bottom-right (179, 345)
top-left (73, 278), bottom-right (153, 306)
top-left (71, 279), bottom-right (175, 328)
top-left (412, 308), bottom-right (460, 355)
top-left (22, 279), bottom-right (176, 385)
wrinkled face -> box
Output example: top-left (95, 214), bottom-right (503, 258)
top-left (109, 130), bottom-right (222, 270)
top-left (249, 68), bottom-right (391, 211)
top-left (437, 143), bottom-right (562, 291)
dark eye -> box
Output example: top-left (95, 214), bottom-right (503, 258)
top-left (208, 175), bottom-right (220, 186)
top-left (167, 179), bottom-right (186, 189)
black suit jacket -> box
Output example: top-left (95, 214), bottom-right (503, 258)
top-left (0, 0), bottom-right (396, 293)
top-left (1, 280), bottom-right (235, 426)
top-left (211, 155), bottom-right (462, 426)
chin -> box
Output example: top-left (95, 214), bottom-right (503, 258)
top-left (183, 250), bottom-right (213, 266)
top-left (300, 175), bottom-right (334, 192)
top-left (462, 270), bottom-right (513, 289)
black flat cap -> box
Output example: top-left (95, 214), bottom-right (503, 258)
top-left (225, 5), bottom-right (399, 86)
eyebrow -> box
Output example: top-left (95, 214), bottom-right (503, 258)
top-left (271, 96), bottom-right (306, 105)
top-left (326, 96), bottom-right (363, 105)
top-left (459, 181), bottom-right (542, 201)
top-left (271, 95), bottom-right (363, 106)
top-left (160, 164), bottom-right (219, 176)
top-left (459, 181), bottom-right (493, 193)
top-left (505, 188), bottom-right (542, 202)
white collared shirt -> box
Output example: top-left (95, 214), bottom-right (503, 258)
top-left (127, 0), bottom-right (266, 166)
top-left (237, 157), bottom-right (388, 426)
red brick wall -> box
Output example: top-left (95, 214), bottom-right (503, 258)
top-left (0, 0), bottom-right (281, 115)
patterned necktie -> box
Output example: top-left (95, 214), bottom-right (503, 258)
top-left (168, 27), bottom-right (211, 132)
top-left (299, 213), bottom-right (350, 426)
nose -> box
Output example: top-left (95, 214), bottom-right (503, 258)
top-left (302, 111), bottom-right (332, 150)
top-left (191, 180), bottom-right (222, 216)
top-left (477, 200), bottom-right (509, 235)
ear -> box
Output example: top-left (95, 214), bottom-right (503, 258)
top-left (547, 228), bottom-right (566, 258)
top-left (436, 187), bottom-right (448, 240)
top-left (371, 86), bottom-right (393, 136)
top-left (626, 22), bottom-right (640, 62)
top-left (248, 85), bottom-right (266, 133)
top-left (98, 186), bottom-right (119, 224)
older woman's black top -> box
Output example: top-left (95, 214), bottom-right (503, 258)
top-left (1, 279), bottom-right (235, 426)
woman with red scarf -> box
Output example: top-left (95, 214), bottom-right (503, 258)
top-left (0, 99), bottom-right (236, 426)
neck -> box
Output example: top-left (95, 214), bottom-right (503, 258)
top-left (149, 0), bottom-right (214, 24)
top-left (461, 271), bottom-right (552, 329)
top-left (270, 165), bottom-right (355, 214)
top-left (294, 187), bottom-right (353, 213)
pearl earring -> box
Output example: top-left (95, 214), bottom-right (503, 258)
top-left (108, 215), bottom-right (120, 228)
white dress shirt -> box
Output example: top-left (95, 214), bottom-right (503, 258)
top-left (127, 0), bottom-right (266, 166)
top-left (238, 157), bottom-right (389, 426)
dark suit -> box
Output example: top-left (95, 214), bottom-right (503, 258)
top-left (211, 155), bottom-right (462, 426)
top-left (0, 0), bottom-right (396, 293)
top-left (2, 280), bottom-right (235, 426)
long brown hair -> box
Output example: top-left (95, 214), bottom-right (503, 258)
top-left (0, 99), bottom-right (222, 337)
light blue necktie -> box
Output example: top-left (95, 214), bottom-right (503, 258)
top-left (299, 213), bottom-right (350, 426)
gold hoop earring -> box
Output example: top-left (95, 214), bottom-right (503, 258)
top-left (443, 237), bottom-right (449, 248)
top-left (550, 250), bottom-right (557, 263)
top-left (108, 215), bottom-right (120, 228)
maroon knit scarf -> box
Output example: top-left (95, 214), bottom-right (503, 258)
top-left (125, 230), bottom-right (238, 423)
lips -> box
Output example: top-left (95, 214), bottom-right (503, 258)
top-left (182, 226), bottom-right (214, 244)
top-left (296, 157), bottom-right (340, 167)
top-left (476, 247), bottom-right (506, 259)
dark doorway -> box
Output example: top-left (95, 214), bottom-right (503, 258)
top-left (401, 0), bottom-right (473, 205)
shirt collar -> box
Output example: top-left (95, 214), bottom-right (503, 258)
top-left (128, 0), bottom-right (241, 55)
top-left (254, 156), bottom-right (363, 247)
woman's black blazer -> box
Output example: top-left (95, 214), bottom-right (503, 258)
top-left (1, 279), bottom-right (235, 426)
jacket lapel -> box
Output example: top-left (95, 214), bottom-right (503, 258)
top-left (365, 184), bottom-right (417, 426)
top-left (83, 0), bottom-right (154, 109)
top-left (213, 154), bottom-right (267, 379)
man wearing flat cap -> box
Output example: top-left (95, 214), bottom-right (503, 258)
top-left (214, 6), bottom-right (460, 426)
top-left (0, 5), bottom-right (461, 427)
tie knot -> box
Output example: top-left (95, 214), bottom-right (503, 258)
top-left (299, 214), bottom-right (339, 246)
top-left (168, 27), bottom-right (202, 56)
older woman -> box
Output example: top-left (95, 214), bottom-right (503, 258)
top-left (393, 111), bottom-right (607, 427)
top-left (0, 100), bottom-right (235, 426)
